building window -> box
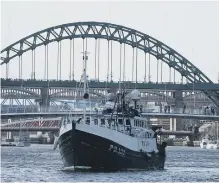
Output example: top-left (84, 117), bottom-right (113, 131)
top-left (101, 119), bottom-right (105, 125)
top-left (86, 117), bottom-right (90, 124)
top-left (94, 119), bottom-right (98, 125)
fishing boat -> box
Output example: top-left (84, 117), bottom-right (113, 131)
top-left (56, 51), bottom-right (167, 171)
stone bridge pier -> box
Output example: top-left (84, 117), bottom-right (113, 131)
top-left (170, 90), bottom-right (184, 131)
top-left (35, 87), bottom-right (50, 112)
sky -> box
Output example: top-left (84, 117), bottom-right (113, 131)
top-left (1, 0), bottom-right (219, 83)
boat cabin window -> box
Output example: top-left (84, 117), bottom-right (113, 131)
top-left (111, 119), bottom-right (116, 126)
top-left (86, 117), bottom-right (90, 124)
top-left (107, 118), bottom-right (111, 125)
top-left (139, 132), bottom-right (152, 138)
top-left (126, 119), bottom-right (131, 126)
top-left (118, 119), bottom-right (123, 125)
top-left (147, 132), bottom-right (152, 138)
top-left (101, 119), bottom-right (105, 125)
top-left (94, 119), bottom-right (98, 125)
top-left (134, 120), bottom-right (147, 128)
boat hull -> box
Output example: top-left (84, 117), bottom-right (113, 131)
top-left (206, 144), bottom-right (219, 150)
top-left (200, 144), bottom-right (207, 149)
top-left (59, 126), bottom-right (165, 171)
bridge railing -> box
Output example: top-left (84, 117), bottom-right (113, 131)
top-left (1, 78), bottom-right (186, 84)
top-left (1, 106), bottom-right (217, 116)
top-left (1, 105), bottom-right (81, 114)
top-left (2, 78), bottom-right (216, 85)
top-left (142, 107), bottom-right (217, 116)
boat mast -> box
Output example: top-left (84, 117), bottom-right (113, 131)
top-left (82, 50), bottom-right (89, 121)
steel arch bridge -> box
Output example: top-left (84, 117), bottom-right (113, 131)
top-left (1, 21), bottom-right (219, 108)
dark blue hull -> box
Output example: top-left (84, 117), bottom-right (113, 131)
top-left (59, 126), bottom-right (165, 171)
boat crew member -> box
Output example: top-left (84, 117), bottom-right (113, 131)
top-left (158, 142), bottom-right (167, 158)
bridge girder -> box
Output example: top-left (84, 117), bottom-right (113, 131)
top-left (2, 80), bottom-right (219, 91)
top-left (1, 93), bottom-right (40, 100)
top-left (1, 21), bottom-right (219, 107)
top-left (184, 92), bottom-right (208, 100)
top-left (1, 86), bottom-right (214, 99)
top-left (1, 88), bottom-right (41, 98)
top-left (49, 88), bottom-right (106, 98)
top-left (0, 86), bottom-right (215, 106)
top-left (1, 87), bottom-right (175, 103)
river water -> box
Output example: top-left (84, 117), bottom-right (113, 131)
top-left (1, 145), bottom-right (219, 182)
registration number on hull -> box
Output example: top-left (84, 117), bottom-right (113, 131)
top-left (141, 141), bottom-right (149, 146)
top-left (139, 139), bottom-right (151, 151)
top-left (109, 144), bottom-right (126, 156)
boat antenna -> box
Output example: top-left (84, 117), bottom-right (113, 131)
top-left (81, 50), bottom-right (90, 121)
top-left (110, 92), bottom-right (119, 122)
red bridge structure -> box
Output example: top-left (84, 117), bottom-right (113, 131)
top-left (1, 117), bottom-right (195, 136)
top-left (1, 118), bottom-right (61, 132)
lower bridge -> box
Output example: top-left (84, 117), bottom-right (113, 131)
top-left (1, 111), bottom-right (219, 120)
top-left (1, 117), bottom-right (195, 136)
top-left (1, 117), bottom-right (60, 132)
top-left (1, 127), bottom-right (59, 132)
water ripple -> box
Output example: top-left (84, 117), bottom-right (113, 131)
top-left (1, 145), bottom-right (219, 182)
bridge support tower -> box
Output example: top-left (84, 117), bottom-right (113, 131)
top-left (172, 90), bottom-right (184, 131)
top-left (38, 87), bottom-right (50, 112)
top-left (6, 119), bottom-right (12, 140)
top-left (170, 118), bottom-right (176, 131)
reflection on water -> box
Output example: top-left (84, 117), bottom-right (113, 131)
top-left (1, 145), bottom-right (219, 182)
